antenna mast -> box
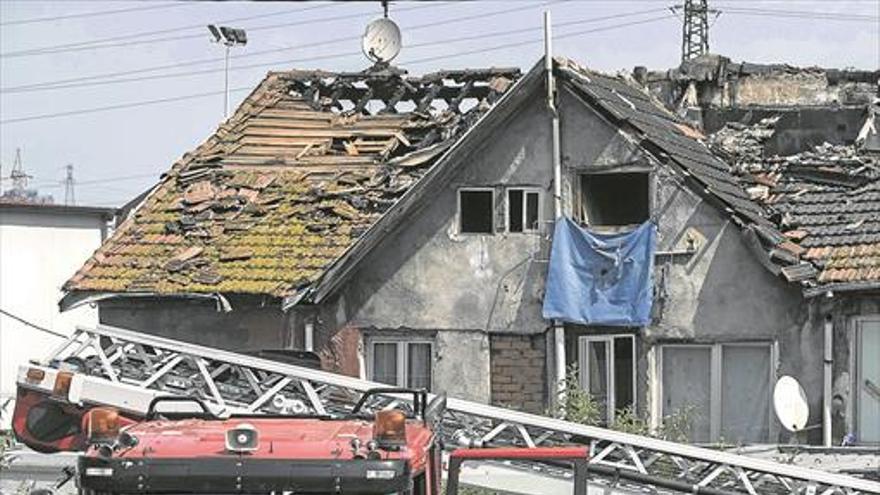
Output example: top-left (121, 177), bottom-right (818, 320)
top-left (64, 164), bottom-right (75, 206)
top-left (681, 0), bottom-right (711, 62)
top-left (10, 148), bottom-right (31, 193)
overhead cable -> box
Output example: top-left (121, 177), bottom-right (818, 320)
top-left (0, 1), bottom-right (567, 92)
top-left (0, 2), bottom-right (188, 27)
top-left (3, 4), bottom-right (670, 95)
top-left (0, 14), bottom-right (676, 125)
top-left (0, 3), bottom-right (336, 58)
top-left (0, 308), bottom-right (68, 339)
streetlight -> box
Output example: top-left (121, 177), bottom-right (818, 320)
top-left (207, 25), bottom-right (247, 118)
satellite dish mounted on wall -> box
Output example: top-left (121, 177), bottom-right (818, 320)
top-left (362, 17), bottom-right (401, 65)
top-left (773, 375), bottom-right (810, 432)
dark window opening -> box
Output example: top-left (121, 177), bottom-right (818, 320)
top-left (580, 173), bottom-right (649, 226)
top-left (459, 189), bottom-right (494, 234)
top-left (509, 190), bottom-right (523, 232)
top-left (508, 189), bottom-right (540, 233)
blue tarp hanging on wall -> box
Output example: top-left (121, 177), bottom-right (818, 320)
top-left (542, 217), bottom-right (656, 326)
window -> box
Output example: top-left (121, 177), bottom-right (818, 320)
top-left (507, 188), bottom-right (540, 233)
top-left (578, 335), bottom-right (635, 425)
top-left (458, 189), bottom-right (494, 234)
top-left (580, 173), bottom-right (649, 226)
top-left (369, 340), bottom-right (433, 390)
top-left (660, 343), bottom-right (773, 443)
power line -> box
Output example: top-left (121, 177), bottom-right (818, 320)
top-left (0, 14), bottom-right (677, 125)
top-left (720, 6), bottom-right (878, 21)
top-left (0, 4), bottom-right (336, 58)
top-left (0, 1), bottom-right (562, 93)
top-left (0, 2), bottom-right (189, 27)
top-left (3, 4), bottom-right (673, 95)
top-left (0, 3), bottom-right (437, 59)
top-left (0, 308), bottom-right (68, 339)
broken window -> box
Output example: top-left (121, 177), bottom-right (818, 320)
top-left (369, 340), bottom-right (433, 391)
top-left (459, 188), bottom-right (494, 234)
top-left (507, 188), bottom-right (541, 233)
top-left (580, 173), bottom-right (649, 226)
top-left (661, 343), bottom-right (773, 443)
top-left (578, 335), bottom-right (635, 425)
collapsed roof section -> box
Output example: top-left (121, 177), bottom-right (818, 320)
top-left (558, 57), bottom-right (813, 281)
top-left (712, 117), bottom-right (880, 295)
top-left (63, 67), bottom-right (520, 302)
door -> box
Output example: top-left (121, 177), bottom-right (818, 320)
top-left (857, 320), bottom-right (880, 443)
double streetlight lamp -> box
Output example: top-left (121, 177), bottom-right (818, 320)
top-left (207, 25), bottom-right (247, 118)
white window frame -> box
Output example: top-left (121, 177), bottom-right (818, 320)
top-left (852, 316), bottom-right (880, 445)
top-left (656, 342), bottom-right (777, 443)
top-left (578, 335), bottom-right (636, 425)
top-left (366, 339), bottom-right (434, 390)
top-left (506, 187), bottom-right (542, 233)
top-left (457, 187), bottom-right (495, 235)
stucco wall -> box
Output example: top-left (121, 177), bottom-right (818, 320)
top-left (98, 295), bottom-right (287, 352)
top-left (0, 208), bottom-right (108, 428)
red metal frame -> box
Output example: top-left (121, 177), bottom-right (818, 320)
top-left (446, 446), bottom-right (591, 495)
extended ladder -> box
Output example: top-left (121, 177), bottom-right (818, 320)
top-left (27, 324), bottom-right (880, 495)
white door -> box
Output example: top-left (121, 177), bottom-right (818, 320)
top-left (857, 320), bottom-right (880, 443)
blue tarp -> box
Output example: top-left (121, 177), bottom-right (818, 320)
top-left (542, 217), bottom-right (656, 326)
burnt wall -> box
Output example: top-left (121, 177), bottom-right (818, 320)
top-left (703, 106), bottom-right (867, 155)
top-left (98, 295), bottom-right (287, 352)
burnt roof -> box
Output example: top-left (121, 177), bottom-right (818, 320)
top-left (64, 67), bottom-right (520, 299)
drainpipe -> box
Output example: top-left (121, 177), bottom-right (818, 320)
top-left (823, 314), bottom-right (833, 447)
top-left (545, 11), bottom-right (567, 398)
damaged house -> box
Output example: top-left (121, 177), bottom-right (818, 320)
top-left (62, 55), bottom-right (878, 447)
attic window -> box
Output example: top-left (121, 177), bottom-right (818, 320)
top-left (580, 173), bottom-right (649, 226)
top-left (508, 188), bottom-right (540, 233)
top-left (459, 188), bottom-right (494, 234)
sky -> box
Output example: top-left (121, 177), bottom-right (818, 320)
top-left (0, 0), bottom-right (878, 207)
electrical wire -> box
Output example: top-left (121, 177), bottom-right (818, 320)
top-left (0, 3), bottom-right (438, 59)
top-left (0, 308), bottom-right (68, 339)
top-left (0, 4), bottom-right (337, 58)
top-left (0, 2), bottom-right (189, 27)
top-left (0, 14), bottom-right (677, 125)
top-left (0, 1), bottom-right (571, 93)
top-left (2, 5), bottom-right (669, 95)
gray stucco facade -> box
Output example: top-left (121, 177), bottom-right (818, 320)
top-left (86, 61), bottom-right (878, 446)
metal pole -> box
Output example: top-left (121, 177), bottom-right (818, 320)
top-left (544, 11), bottom-right (567, 401)
top-left (224, 44), bottom-right (231, 118)
top-left (823, 314), bottom-right (833, 447)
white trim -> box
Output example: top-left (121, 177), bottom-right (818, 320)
top-left (366, 338), bottom-right (434, 390)
top-left (658, 342), bottom-right (775, 443)
top-left (852, 316), bottom-right (880, 445)
top-left (506, 187), bottom-right (542, 233)
top-left (457, 187), bottom-right (495, 234)
top-left (577, 334), bottom-right (636, 425)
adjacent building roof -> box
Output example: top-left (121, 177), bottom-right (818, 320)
top-left (712, 118), bottom-right (880, 295)
top-left (557, 57), bottom-right (773, 229)
top-left (64, 67), bottom-right (520, 299)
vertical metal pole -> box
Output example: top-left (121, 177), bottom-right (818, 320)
top-left (823, 315), bottom-right (833, 447)
top-left (545, 11), bottom-right (567, 401)
top-left (224, 44), bottom-right (231, 118)
top-left (304, 321), bottom-right (314, 352)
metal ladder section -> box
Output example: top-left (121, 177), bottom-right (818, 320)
top-left (43, 324), bottom-right (879, 495)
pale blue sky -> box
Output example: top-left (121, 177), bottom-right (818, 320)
top-left (1, 0), bottom-right (877, 207)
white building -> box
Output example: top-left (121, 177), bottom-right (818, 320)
top-left (0, 202), bottom-right (115, 428)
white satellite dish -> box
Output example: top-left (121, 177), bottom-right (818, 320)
top-left (362, 18), bottom-right (401, 64)
top-left (773, 375), bottom-right (810, 432)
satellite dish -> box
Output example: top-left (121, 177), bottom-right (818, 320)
top-left (773, 375), bottom-right (810, 432)
top-left (362, 18), bottom-right (401, 64)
